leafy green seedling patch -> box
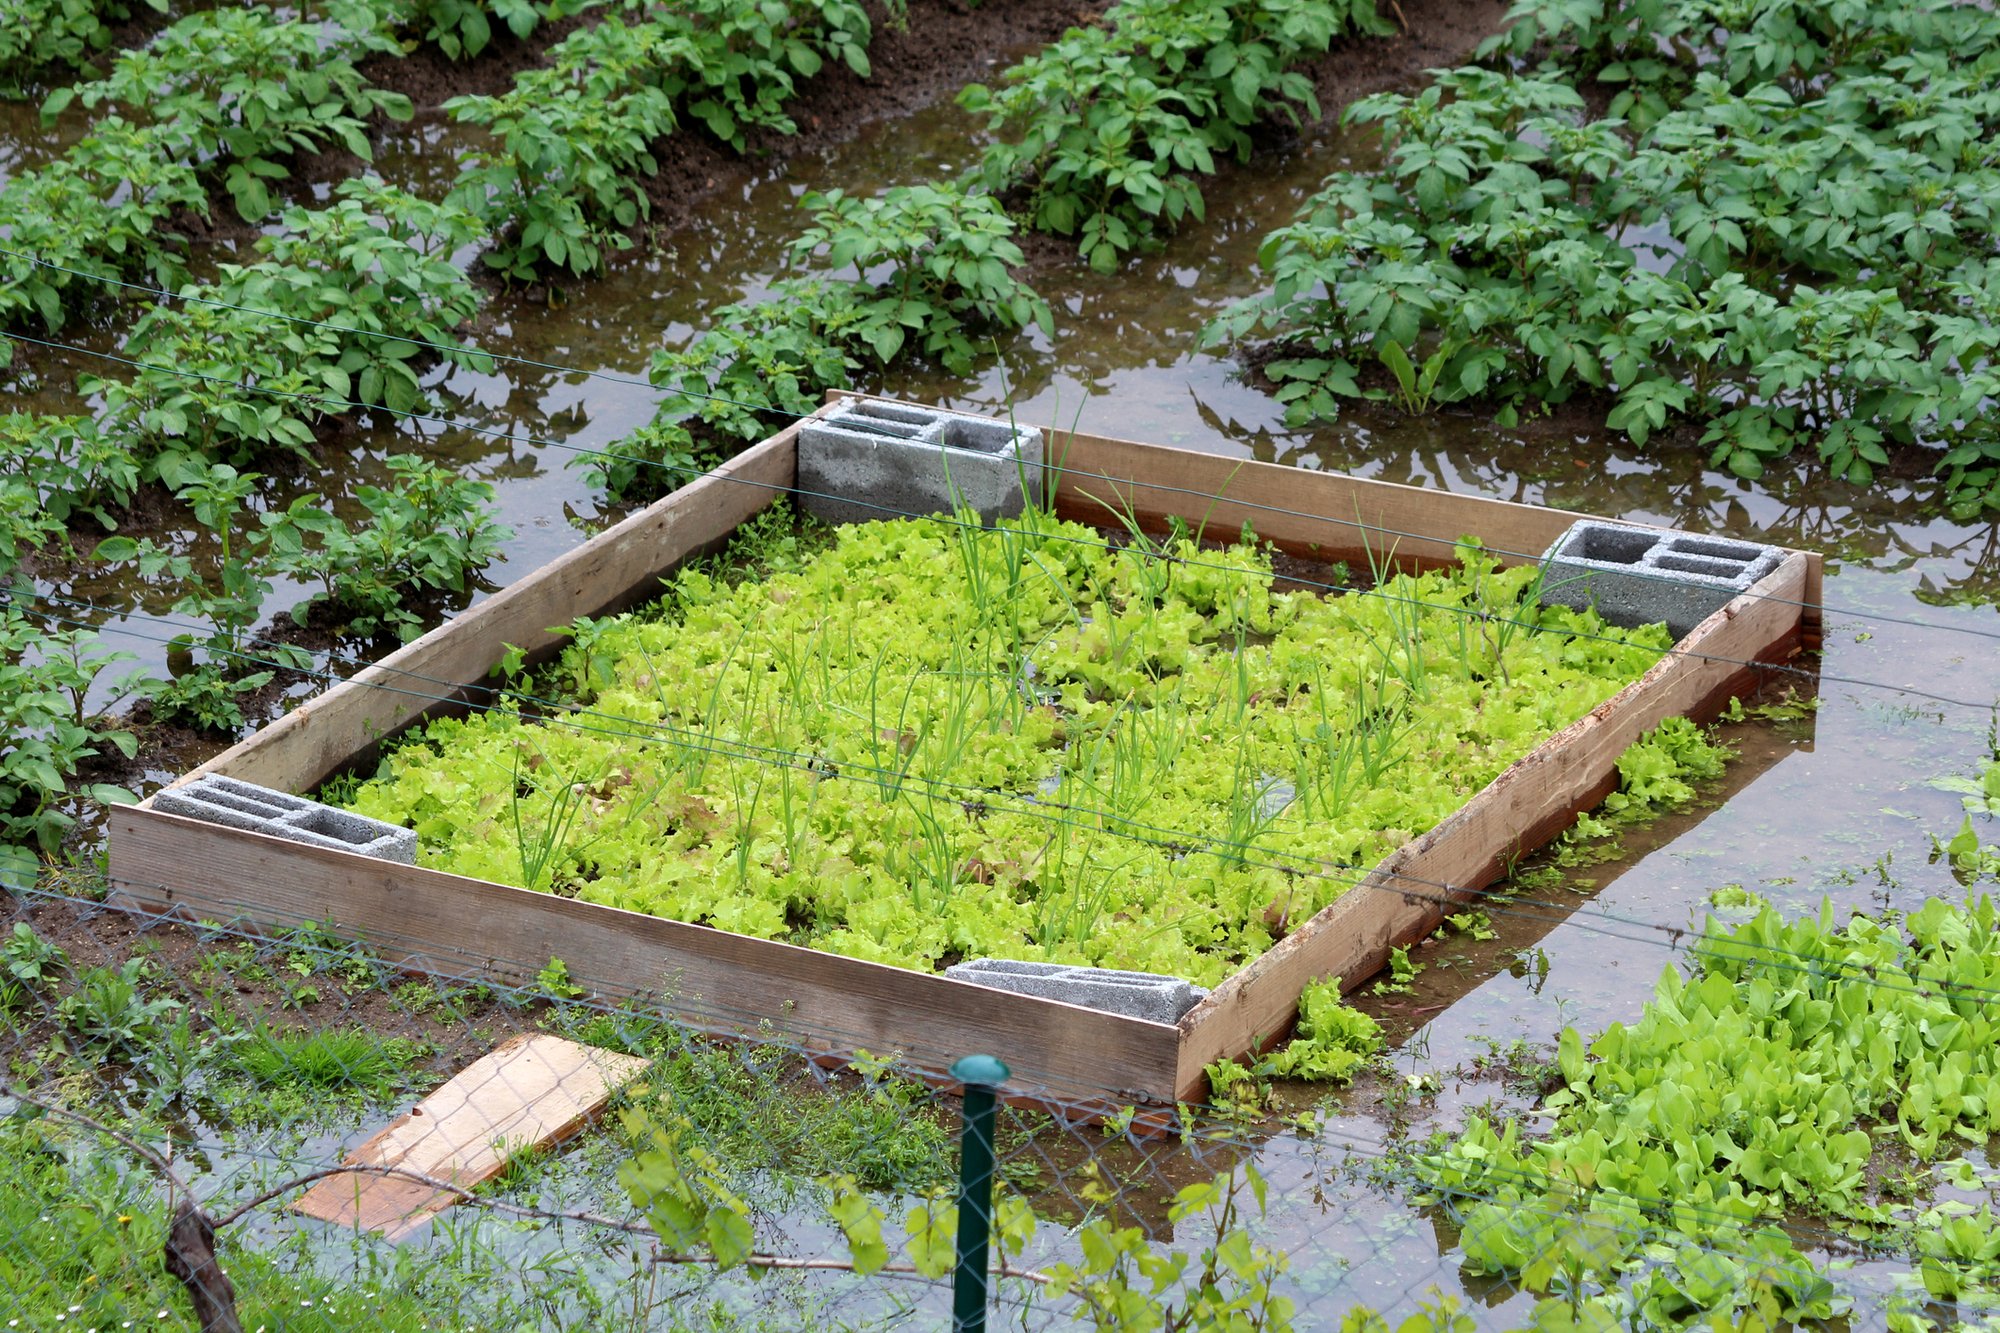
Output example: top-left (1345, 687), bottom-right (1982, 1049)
top-left (1422, 885), bottom-right (2000, 1324)
top-left (338, 513), bottom-right (1670, 984)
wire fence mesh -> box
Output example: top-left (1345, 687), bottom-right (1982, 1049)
top-left (8, 856), bottom-right (2000, 1333)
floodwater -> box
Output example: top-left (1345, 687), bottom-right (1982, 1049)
top-left (5, 44), bottom-right (2000, 1332)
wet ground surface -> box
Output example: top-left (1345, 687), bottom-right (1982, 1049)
top-left (5, 3), bottom-right (2000, 1325)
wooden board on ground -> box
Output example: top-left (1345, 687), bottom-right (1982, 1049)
top-left (288, 1034), bottom-right (649, 1239)
top-left (110, 397), bottom-right (1820, 1108)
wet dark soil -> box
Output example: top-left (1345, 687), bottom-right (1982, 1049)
top-left (1303, 0), bottom-right (1511, 110)
top-left (0, 888), bottom-right (517, 1081)
top-left (628, 0), bottom-right (1119, 245)
top-left (357, 11), bottom-right (599, 108)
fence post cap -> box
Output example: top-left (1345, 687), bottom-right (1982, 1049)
top-left (950, 1054), bottom-right (1010, 1088)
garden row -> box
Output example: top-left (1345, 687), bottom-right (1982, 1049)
top-left (1205, 0), bottom-right (2000, 516)
top-left (0, 168), bottom-right (514, 865)
top-left (0, 1), bottom-right (540, 861)
top-left (546, 0), bottom-right (1396, 498)
top-left (0, 0), bottom-right (570, 93)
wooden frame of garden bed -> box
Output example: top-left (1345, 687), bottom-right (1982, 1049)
top-left (108, 394), bottom-right (1819, 1107)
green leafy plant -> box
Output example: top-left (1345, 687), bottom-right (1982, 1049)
top-left (598, 186), bottom-right (1052, 500)
top-left (57, 958), bottom-right (185, 1059)
top-left (1262, 976), bottom-right (1382, 1080)
top-left (790, 183), bottom-right (1054, 372)
top-left (0, 0), bottom-right (165, 85)
top-left (48, 4), bottom-right (412, 221)
top-left (600, 278), bottom-right (866, 498)
top-left (93, 460), bottom-right (300, 733)
top-left (83, 180), bottom-right (489, 472)
top-left (1422, 881), bottom-right (2000, 1323)
top-left (0, 608), bottom-right (144, 855)
top-left (534, 955), bottom-right (587, 999)
top-left (3, 921), bottom-right (67, 992)
top-left (622, 1095), bottom-right (1302, 1331)
top-left (1371, 944), bottom-right (1420, 995)
top-left (660, 0), bottom-right (874, 151)
top-left (337, 513), bottom-right (1676, 981)
top-left (961, 0), bottom-right (1389, 272)
top-left (446, 16), bottom-right (683, 281)
top-left (1207, 0), bottom-right (2000, 514)
top-left (260, 454), bottom-right (511, 640)
top-left (0, 118), bottom-right (205, 332)
top-left (395, 0), bottom-right (577, 59)
top-left (448, 0), bottom-right (878, 281)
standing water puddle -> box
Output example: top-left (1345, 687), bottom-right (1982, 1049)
top-left (4, 46), bottom-right (1999, 1327)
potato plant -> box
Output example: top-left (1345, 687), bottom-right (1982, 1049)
top-left (259, 455), bottom-right (513, 642)
top-left (0, 414), bottom-right (140, 577)
top-left (0, 0), bottom-right (164, 88)
top-left (1207, 0), bottom-right (2000, 515)
top-left (0, 608), bottom-right (146, 868)
top-left (0, 118), bottom-right (205, 331)
top-left (85, 180), bottom-right (488, 473)
top-left (447, 16), bottom-right (683, 282)
top-left (390, 0), bottom-right (580, 59)
top-left (790, 183), bottom-right (1054, 371)
top-left (448, 0), bottom-right (876, 281)
top-left (601, 183), bottom-right (1051, 499)
top-left (0, 3), bottom-right (417, 332)
top-left (960, 0), bottom-right (1390, 272)
top-left (44, 3), bottom-right (411, 221)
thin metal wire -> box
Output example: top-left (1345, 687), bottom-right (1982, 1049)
top-left (8, 244), bottom-right (1998, 648)
top-left (14, 581), bottom-right (2000, 1032)
top-left (10, 324), bottom-right (1994, 714)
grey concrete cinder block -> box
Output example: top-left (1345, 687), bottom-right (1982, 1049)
top-left (153, 774), bottom-right (417, 864)
top-left (944, 958), bottom-right (1207, 1025)
top-left (1538, 520), bottom-right (1783, 642)
top-left (798, 397), bottom-right (1042, 527)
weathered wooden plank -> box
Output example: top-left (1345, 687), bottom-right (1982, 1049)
top-left (1170, 552), bottom-right (1810, 1099)
top-left (1800, 551), bottom-right (1826, 650)
top-left (1048, 429), bottom-right (1582, 573)
top-left (168, 425), bottom-right (802, 799)
top-left (289, 1034), bottom-right (649, 1239)
top-left (106, 805), bottom-right (1185, 1104)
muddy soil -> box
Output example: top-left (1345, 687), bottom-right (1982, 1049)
top-left (0, 890), bottom-right (514, 1081)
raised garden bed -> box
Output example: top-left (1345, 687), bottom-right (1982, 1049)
top-left (108, 395), bottom-right (1820, 1106)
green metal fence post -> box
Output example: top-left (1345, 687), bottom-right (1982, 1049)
top-left (950, 1053), bottom-right (1009, 1333)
